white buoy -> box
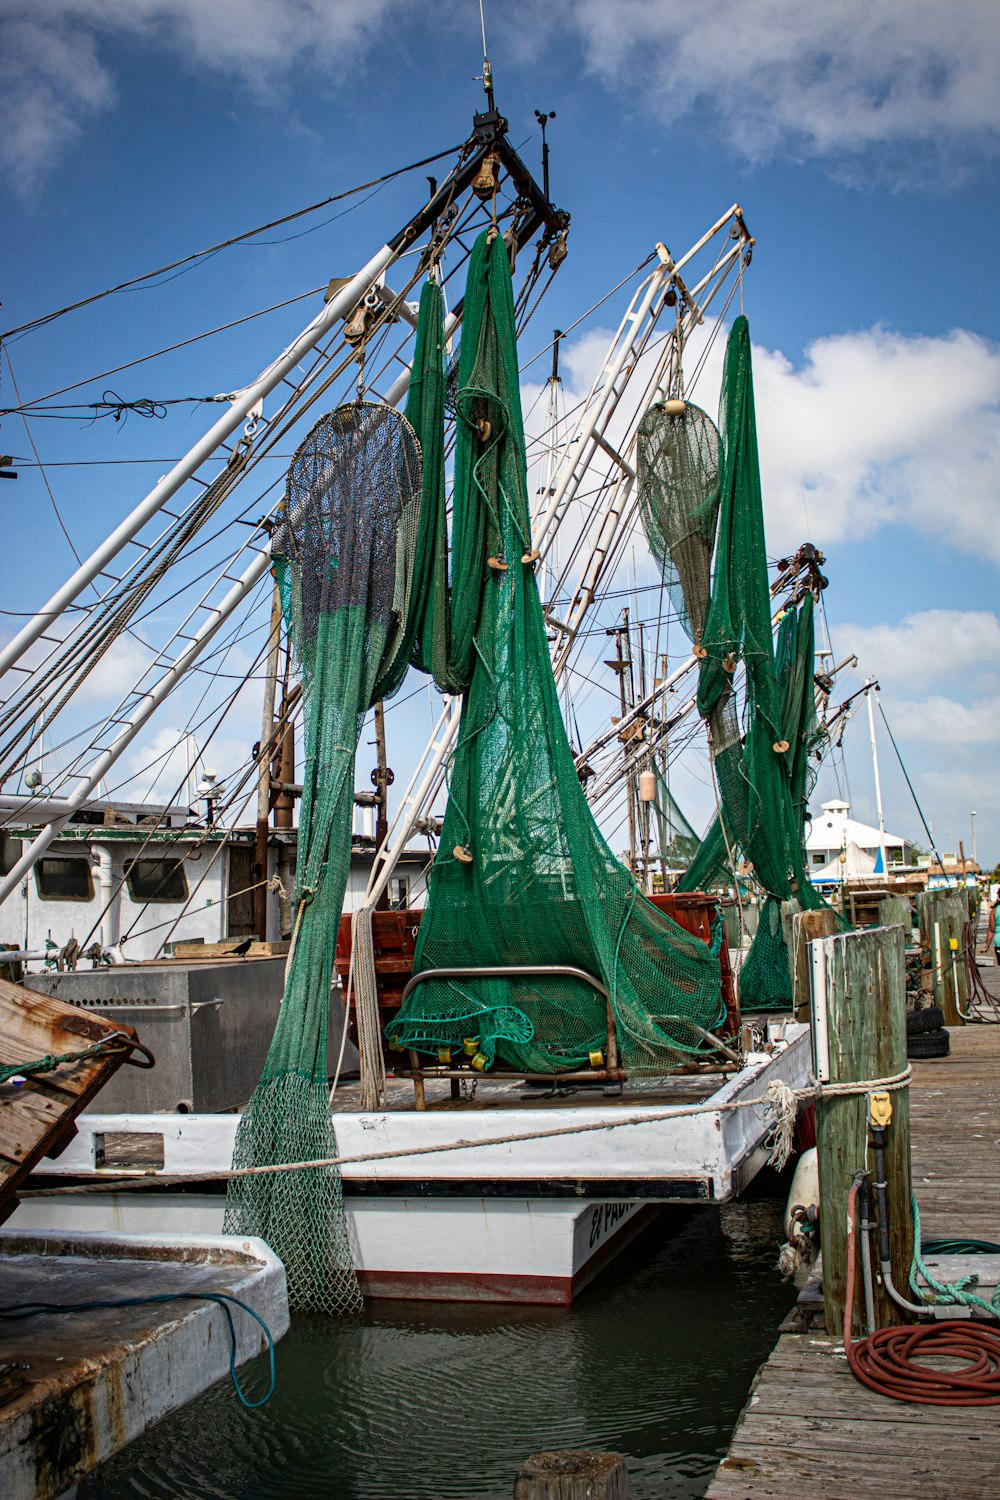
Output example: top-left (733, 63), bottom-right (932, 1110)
top-left (662, 398), bottom-right (686, 417)
top-left (783, 1146), bottom-right (819, 1240)
top-left (639, 769), bottom-right (657, 802)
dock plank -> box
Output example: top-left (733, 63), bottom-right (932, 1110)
top-left (706, 1020), bottom-right (1000, 1500)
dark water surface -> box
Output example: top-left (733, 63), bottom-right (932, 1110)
top-left (82, 1199), bottom-right (795, 1500)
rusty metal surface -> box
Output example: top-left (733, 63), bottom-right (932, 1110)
top-left (0, 1229), bottom-right (288, 1500)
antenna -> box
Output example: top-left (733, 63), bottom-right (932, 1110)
top-left (534, 109), bottom-right (556, 200)
top-left (475, 0), bottom-right (495, 110)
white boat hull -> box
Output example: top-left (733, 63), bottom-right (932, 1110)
top-left (12, 1190), bottom-right (653, 1305)
top-left (14, 1026), bottom-right (810, 1303)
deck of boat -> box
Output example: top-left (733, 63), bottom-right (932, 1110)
top-left (328, 1067), bottom-right (734, 1114)
top-left (706, 961), bottom-right (1000, 1500)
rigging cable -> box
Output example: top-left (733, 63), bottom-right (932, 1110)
top-left (1, 347), bottom-right (84, 566)
top-left (1, 142), bottom-right (466, 343)
top-left (875, 695), bottom-right (948, 876)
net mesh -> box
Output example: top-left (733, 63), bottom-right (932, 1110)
top-left (636, 401), bottom-right (720, 649)
top-left (223, 402), bottom-right (422, 1312)
top-left (390, 231), bottom-right (724, 1074)
top-left (667, 317), bottom-right (831, 1008)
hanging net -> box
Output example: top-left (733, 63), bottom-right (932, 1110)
top-left (389, 231), bottom-right (724, 1074)
top-left (636, 400), bottom-right (720, 649)
top-left (223, 402), bottom-right (422, 1312)
top-left (667, 316), bottom-right (831, 1008)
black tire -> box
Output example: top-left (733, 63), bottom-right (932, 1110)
top-left (907, 1027), bottom-right (950, 1060)
top-left (906, 1005), bottom-right (945, 1035)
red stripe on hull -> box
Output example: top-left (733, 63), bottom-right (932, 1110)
top-left (357, 1205), bottom-right (660, 1305)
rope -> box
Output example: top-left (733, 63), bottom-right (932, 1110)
top-left (0, 1291), bottom-right (275, 1409)
top-left (0, 1037), bottom-right (130, 1087)
top-left (909, 1193), bottom-right (1000, 1318)
top-left (964, 915), bottom-right (1000, 1022)
top-left (844, 1180), bottom-right (1000, 1405)
top-left (23, 1065), bottom-right (911, 1197)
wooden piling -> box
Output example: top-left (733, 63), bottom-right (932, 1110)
top-left (917, 890), bottom-right (967, 1025)
top-left (514, 1452), bottom-right (628, 1499)
top-left (811, 925), bottom-right (913, 1335)
top-left (789, 908), bottom-right (837, 1021)
top-left (876, 893), bottom-right (911, 937)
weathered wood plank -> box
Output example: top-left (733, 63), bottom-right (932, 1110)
top-left (0, 976), bottom-right (141, 1223)
top-left (790, 908), bottom-right (836, 1021)
top-left (0, 1088), bottom-right (64, 1163)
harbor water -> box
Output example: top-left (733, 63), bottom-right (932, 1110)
top-left (81, 1197), bottom-right (796, 1500)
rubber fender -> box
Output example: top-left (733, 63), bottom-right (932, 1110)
top-left (784, 1146), bottom-right (819, 1241)
top-left (907, 1027), bottom-right (950, 1060)
top-left (906, 1004), bottom-right (945, 1035)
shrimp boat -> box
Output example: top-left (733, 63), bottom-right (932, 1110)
top-left (1, 86), bottom-right (829, 1305)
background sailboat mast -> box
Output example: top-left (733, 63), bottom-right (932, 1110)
top-left (865, 678), bottom-right (889, 873)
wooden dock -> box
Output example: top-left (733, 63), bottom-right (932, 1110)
top-left (707, 995), bottom-right (1000, 1500)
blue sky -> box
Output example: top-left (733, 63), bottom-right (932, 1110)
top-left (2, 2), bottom-right (999, 868)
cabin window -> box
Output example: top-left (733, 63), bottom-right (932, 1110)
top-left (35, 857), bottom-right (94, 901)
top-left (0, 833), bottom-right (23, 875)
top-left (124, 857), bottom-right (189, 903)
top-left (388, 876), bottom-right (410, 910)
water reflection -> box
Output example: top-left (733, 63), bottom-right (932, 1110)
top-left (81, 1198), bottom-right (794, 1500)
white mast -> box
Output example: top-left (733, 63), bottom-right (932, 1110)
top-left (865, 678), bottom-right (888, 874)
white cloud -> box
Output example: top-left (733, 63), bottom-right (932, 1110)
top-left (526, 316), bottom-right (1000, 571)
top-left (890, 694), bottom-right (1000, 746)
top-left (70, 633), bottom-right (155, 704)
top-left (116, 722), bottom-right (252, 809)
top-left (755, 325), bottom-right (1000, 561)
top-left (557, 0), bottom-right (1000, 172)
top-left (1, 0), bottom-right (399, 192)
top-left (10, 1), bottom-right (1000, 193)
top-left (753, 327), bottom-right (1000, 561)
top-left (837, 610), bottom-right (1000, 691)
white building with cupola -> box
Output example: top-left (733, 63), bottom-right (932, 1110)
top-left (805, 798), bottom-right (907, 884)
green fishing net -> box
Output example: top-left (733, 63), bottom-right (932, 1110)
top-left (390, 231), bottom-right (724, 1073)
top-left (223, 402), bottom-right (422, 1312)
top-left (637, 400), bottom-right (720, 650)
top-left (644, 317), bottom-right (832, 1009)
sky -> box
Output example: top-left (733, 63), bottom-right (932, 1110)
top-left (2, 0), bottom-right (999, 869)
